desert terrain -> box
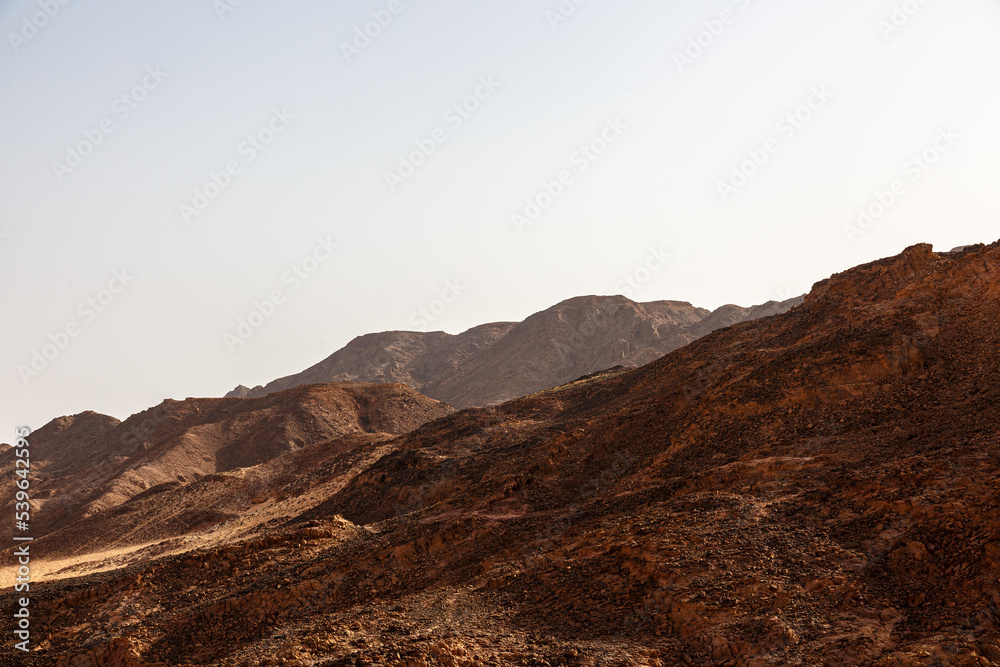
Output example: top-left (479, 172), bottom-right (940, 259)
top-left (4, 243), bottom-right (1000, 666)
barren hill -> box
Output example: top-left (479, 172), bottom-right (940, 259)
top-left (19, 411), bottom-right (122, 474)
top-left (228, 322), bottom-right (517, 403)
top-left (31, 431), bottom-right (394, 563)
top-left (10, 242), bottom-right (1000, 666)
top-left (1, 383), bottom-right (452, 545)
top-left (228, 295), bottom-right (803, 407)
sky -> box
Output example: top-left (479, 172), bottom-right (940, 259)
top-left (2, 0), bottom-right (999, 434)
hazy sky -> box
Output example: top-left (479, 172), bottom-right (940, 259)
top-left (2, 0), bottom-right (999, 434)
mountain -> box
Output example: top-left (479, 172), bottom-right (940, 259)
top-left (10, 242), bottom-right (1000, 666)
top-left (228, 321), bottom-right (517, 403)
top-left (0, 382), bottom-right (453, 546)
top-left (16, 411), bottom-right (122, 476)
top-left (227, 294), bottom-right (804, 407)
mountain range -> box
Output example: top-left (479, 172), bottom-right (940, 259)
top-left (6, 242), bottom-right (1000, 666)
top-left (227, 294), bottom-right (803, 408)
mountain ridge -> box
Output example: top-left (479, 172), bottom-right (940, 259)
top-left (227, 294), bottom-right (803, 408)
top-left (0, 382), bottom-right (454, 547)
top-left (14, 242), bottom-right (1000, 665)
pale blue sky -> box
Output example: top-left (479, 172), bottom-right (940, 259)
top-left (3, 0), bottom-right (999, 433)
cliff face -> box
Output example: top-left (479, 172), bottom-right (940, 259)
top-left (228, 294), bottom-right (803, 408)
top-left (10, 242), bottom-right (1000, 667)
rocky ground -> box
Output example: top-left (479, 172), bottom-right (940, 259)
top-left (4, 242), bottom-right (1000, 666)
top-left (0, 382), bottom-right (454, 554)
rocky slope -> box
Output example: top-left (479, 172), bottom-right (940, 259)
top-left (227, 295), bottom-right (803, 408)
top-left (0, 383), bottom-right (453, 546)
top-left (228, 322), bottom-right (518, 404)
top-left (7, 242), bottom-right (1000, 666)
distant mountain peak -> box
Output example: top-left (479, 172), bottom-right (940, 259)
top-left (226, 293), bottom-right (803, 407)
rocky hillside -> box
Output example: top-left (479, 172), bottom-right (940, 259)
top-left (8, 242), bottom-right (1000, 666)
top-left (228, 295), bottom-right (803, 408)
top-left (0, 383), bottom-right (452, 546)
